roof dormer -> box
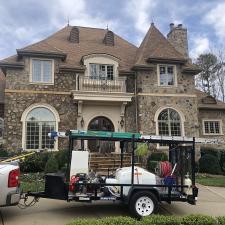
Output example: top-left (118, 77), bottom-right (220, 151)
top-left (69, 26), bottom-right (79, 43)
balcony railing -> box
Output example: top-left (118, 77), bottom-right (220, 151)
top-left (76, 76), bottom-right (126, 93)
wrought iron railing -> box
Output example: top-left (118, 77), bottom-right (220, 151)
top-left (76, 76), bottom-right (126, 93)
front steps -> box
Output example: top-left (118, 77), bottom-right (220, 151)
top-left (89, 153), bottom-right (133, 175)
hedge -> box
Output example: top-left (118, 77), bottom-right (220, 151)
top-left (67, 215), bottom-right (225, 225)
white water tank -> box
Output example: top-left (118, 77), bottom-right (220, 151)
top-left (114, 166), bottom-right (156, 196)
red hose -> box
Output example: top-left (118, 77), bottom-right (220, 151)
top-left (159, 161), bottom-right (172, 177)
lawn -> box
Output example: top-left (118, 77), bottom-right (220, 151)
top-left (196, 173), bottom-right (225, 187)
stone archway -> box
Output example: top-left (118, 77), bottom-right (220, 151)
top-left (88, 116), bottom-right (115, 153)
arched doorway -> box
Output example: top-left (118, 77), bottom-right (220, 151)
top-left (88, 116), bottom-right (115, 153)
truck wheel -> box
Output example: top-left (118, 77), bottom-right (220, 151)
top-left (129, 191), bottom-right (158, 218)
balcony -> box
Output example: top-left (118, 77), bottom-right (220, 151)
top-left (72, 76), bottom-right (133, 102)
top-left (76, 76), bottom-right (126, 92)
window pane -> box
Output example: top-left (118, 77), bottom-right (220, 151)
top-left (215, 122), bottom-right (220, 133)
top-left (107, 65), bottom-right (113, 80)
top-left (26, 107), bottom-right (55, 121)
top-left (159, 65), bottom-right (175, 86)
top-left (158, 122), bottom-right (169, 136)
top-left (43, 61), bottom-right (52, 83)
top-left (90, 64), bottom-right (98, 79)
top-left (26, 122), bottom-right (40, 149)
top-left (171, 122), bottom-right (181, 136)
top-left (99, 65), bottom-right (106, 80)
top-left (32, 60), bottom-right (42, 82)
top-left (41, 122), bottom-right (55, 149)
top-left (204, 121), bottom-right (220, 134)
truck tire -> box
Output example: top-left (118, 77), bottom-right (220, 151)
top-left (129, 191), bottom-right (158, 218)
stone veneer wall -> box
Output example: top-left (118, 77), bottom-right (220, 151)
top-left (4, 92), bottom-right (77, 151)
top-left (198, 109), bottom-right (225, 149)
top-left (4, 57), bottom-right (80, 151)
top-left (136, 64), bottom-right (199, 137)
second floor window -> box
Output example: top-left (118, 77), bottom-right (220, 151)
top-left (203, 120), bottom-right (222, 135)
top-left (90, 64), bottom-right (114, 80)
top-left (158, 65), bottom-right (175, 86)
top-left (31, 59), bottom-right (53, 84)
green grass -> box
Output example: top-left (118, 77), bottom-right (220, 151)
top-left (196, 173), bottom-right (225, 187)
top-left (20, 173), bottom-right (45, 192)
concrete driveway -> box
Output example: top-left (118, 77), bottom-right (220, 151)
top-left (1, 184), bottom-right (225, 225)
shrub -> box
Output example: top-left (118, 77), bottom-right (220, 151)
top-left (20, 152), bottom-right (51, 173)
top-left (218, 216), bottom-right (225, 225)
top-left (45, 155), bottom-right (59, 173)
top-left (199, 154), bottom-right (222, 175)
top-left (147, 160), bottom-right (158, 173)
top-left (55, 149), bottom-right (69, 170)
top-left (142, 215), bottom-right (181, 225)
top-left (149, 152), bottom-right (168, 161)
top-left (182, 214), bottom-right (217, 225)
top-left (0, 148), bottom-right (9, 157)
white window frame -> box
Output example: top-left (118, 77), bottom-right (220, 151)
top-left (157, 64), bottom-right (177, 87)
top-left (154, 106), bottom-right (185, 149)
top-left (89, 63), bottom-right (114, 80)
top-left (202, 119), bottom-right (223, 135)
top-left (21, 104), bottom-right (60, 151)
top-left (30, 58), bottom-right (54, 85)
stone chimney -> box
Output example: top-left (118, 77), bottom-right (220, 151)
top-left (167, 23), bottom-right (189, 58)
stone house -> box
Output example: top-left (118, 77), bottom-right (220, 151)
top-left (0, 23), bottom-right (225, 155)
top-left (0, 69), bottom-right (5, 142)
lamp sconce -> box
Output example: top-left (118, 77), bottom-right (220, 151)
top-left (80, 117), bottom-right (84, 128)
top-left (120, 117), bottom-right (125, 128)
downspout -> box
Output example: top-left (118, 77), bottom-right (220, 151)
top-left (134, 71), bottom-right (139, 133)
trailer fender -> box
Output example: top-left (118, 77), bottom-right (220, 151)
top-left (125, 187), bottom-right (160, 204)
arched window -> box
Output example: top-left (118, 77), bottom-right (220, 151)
top-left (25, 107), bottom-right (56, 150)
top-left (158, 108), bottom-right (181, 136)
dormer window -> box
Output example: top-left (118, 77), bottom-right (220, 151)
top-left (158, 65), bottom-right (176, 86)
top-left (31, 59), bottom-right (54, 84)
top-left (90, 64), bottom-right (114, 80)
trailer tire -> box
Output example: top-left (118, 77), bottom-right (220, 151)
top-left (129, 191), bottom-right (158, 218)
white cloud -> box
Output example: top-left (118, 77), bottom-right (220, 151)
top-left (190, 36), bottom-right (210, 59)
top-left (204, 2), bottom-right (225, 40)
top-left (125, 0), bottom-right (156, 35)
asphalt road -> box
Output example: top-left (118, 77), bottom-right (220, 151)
top-left (1, 184), bottom-right (225, 225)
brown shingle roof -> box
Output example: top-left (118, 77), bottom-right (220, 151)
top-left (195, 89), bottom-right (225, 110)
top-left (135, 23), bottom-right (186, 66)
top-left (0, 69), bottom-right (5, 103)
top-left (1, 26), bottom-right (137, 72)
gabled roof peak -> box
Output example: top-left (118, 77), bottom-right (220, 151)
top-left (135, 23), bottom-right (187, 66)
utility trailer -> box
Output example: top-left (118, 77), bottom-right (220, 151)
top-left (26, 130), bottom-right (199, 218)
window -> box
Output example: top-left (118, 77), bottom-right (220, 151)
top-left (90, 64), bottom-right (114, 80)
top-left (31, 59), bottom-right (53, 83)
top-left (25, 107), bottom-right (56, 150)
top-left (158, 65), bottom-right (176, 86)
top-left (203, 120), bottom-right (222, 135)
top-left (158, 108), bottom-right (181, 136)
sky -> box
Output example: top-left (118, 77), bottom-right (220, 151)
top-left (0, 0), bottom-right (225, 60)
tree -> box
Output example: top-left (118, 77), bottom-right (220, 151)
top-left (196, 53), bottom-right (218, 97)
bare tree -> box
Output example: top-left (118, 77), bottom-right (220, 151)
top-left (196, 53), bottom-right (218, 98)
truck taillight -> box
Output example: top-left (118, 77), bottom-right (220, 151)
top-left (8, 169), bottom-right (20, 188)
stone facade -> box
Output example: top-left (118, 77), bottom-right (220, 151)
top-left (1, 24), bottom-right (225, 153)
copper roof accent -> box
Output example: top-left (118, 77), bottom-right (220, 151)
top-left (135, 23), bottom-right (187, 66)
top-left (195, 89), bottom-right (225, 110)
top-left (0, 26), bottom-right (137, 72)
top-left (0, 69), bottom-right (5, 103)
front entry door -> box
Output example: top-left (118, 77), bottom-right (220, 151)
top-left (88, 116), bottom-right (115, 153)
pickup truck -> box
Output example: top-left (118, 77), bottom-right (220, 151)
top-left (0, 163), bottom-right (21, 207)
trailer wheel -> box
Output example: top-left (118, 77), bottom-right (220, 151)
top-left (129, 191), bottom-right (158, 218)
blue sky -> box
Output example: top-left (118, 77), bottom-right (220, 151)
top-left (0, 0), bottom-right (225, 60)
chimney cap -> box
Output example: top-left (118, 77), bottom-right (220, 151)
top-left (169, 23), bottom-right (174, 31)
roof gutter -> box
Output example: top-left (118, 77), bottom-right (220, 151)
top-left (147, 57), bottom-right (187, 64)
top-left (17, 50), bottom-right (67, 61)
